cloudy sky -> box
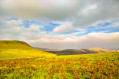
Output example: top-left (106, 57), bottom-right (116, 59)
top-left (0, 0), bottom-right (119, 49)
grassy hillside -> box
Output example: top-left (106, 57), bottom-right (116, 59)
top-left (0, 52), bottom-right (119, 79)
top-left (0, 40), bottom-right (56, 59)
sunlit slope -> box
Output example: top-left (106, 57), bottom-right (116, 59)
top-left (0, 40), bottom-right (56, 59)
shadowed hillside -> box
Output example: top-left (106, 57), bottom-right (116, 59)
top-left (0, 40), bottom-right (56, 59)
top-left (47, 47), bottom-right (119, 55)
top-left (35, 47), bottom-right (62, 51)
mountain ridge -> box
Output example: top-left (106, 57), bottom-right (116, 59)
top-left (46, 47), bottom-right (119, 55)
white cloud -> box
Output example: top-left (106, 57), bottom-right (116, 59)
top-left (0, 19), bottom-right (45, 40)
top-left (24, 32), bottom-right (119, 49)
top-left (29, 25), bottom-right (41, 31)
top-left (53, 22), bottom-right (75, 33)
top-left (40, 32), bottom-right (46, 35)
top-left (0, 19), bottom-right (26, 39)
top-left (0, 19), bottom-right (22, 33)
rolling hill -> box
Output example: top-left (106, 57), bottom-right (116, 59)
top-left (47, 47), bottom-right (119, 55)
top-left (0, 40), bottom-right (56, 59)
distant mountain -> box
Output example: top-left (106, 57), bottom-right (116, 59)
top-left (89, 47), bottom-right (119, 53)
top-left (35, 47), bottom-right (62, 51)
top-left (47, 47), bottom-right (119, 55)
top-left (0, 40), bottom-right (56, 59)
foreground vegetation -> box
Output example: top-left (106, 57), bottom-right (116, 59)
top-left (0, 52), bottom-right (119, 79)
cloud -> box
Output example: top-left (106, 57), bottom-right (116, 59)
top-left (0, 18), bottom-right (119, 49)
top-left (29, 24), bottom-right (42, 31)
top-left (0, 19), bottom-right (45, 40)
top-left (0, 19), bottom-right (27, 40)
top-left (0, 0), bottom-right (119, 49)
top-left (0, 0), bottom-right (119, 27)
top-left (53, 22), bottom-right (75, 33)
top-left (0, 0), bottom-right (80, 20)
top-left (0, 19), bottom-right (23, 38)
top-left (25, 32), bottom-right (119, 49)
top-left (73, 0), bottom-right (119, 27)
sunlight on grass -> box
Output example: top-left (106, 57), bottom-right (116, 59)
top-left (0, 40), bottom-right (56, 59)
top-left (0, 52), bottom-right (119, 79)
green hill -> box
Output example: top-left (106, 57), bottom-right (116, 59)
top-left (0, 40), bottom-right (56, 59)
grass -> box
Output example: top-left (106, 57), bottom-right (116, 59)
top-left (0, 52), bottom-right (119, 79)
top-left (0, 40), bottom-right (56, 59)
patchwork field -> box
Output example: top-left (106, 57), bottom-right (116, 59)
top-left (0, 52), bottom-right (119, 79)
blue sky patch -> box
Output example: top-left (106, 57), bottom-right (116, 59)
top-left (40, 22), bottom-right (60, 33)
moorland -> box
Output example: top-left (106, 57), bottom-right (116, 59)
top-left (0, 40), bottom-right (119, 79)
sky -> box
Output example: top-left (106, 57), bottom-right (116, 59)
top-left (0, 0), bottom-right (119, 49)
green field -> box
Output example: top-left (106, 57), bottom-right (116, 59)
top-left (0, 40), bottom-right (119, 79)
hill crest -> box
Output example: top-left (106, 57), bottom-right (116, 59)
top-left (0, 40), bottom-right (56, 59)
